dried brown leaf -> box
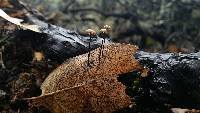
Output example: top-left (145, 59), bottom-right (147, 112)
top-left (28, 43), bottom-right (141, 113)
top-left (29, 78), bottom-right (132, 113)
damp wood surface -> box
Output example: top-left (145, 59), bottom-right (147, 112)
top-left (134, 51), bottom-right (200, 109)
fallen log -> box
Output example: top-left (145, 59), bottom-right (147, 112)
top-left (0, 7), bottom-right (111, 63)
top-left (133, 51), bottom-right (200, 110)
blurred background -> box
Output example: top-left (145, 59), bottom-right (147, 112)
top-left (21, 0), bottom-right (200, 53)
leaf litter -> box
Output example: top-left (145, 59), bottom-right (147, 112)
top-left (27, 43), bottom-right (141, 113)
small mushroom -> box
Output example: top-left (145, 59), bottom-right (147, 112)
top-left (99, 28), bottom-right (107, 34)
top-left (99, 26), bottom-right (111, 61)
top-left (103, 25), bottom-right (111, 33)
top-left (85, 29), bottom-right (96, 66)
top-left (86, 29), bottom-right (96, 36)
top-left (99, 29), bottom-right (109, 42)
top-left (100, 25), bottom-right (111, 43)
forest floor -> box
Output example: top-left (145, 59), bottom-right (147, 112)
top-left (1, 0), bottom-right (200, 113)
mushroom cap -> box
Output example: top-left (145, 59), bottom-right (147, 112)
top-left (103, 25), bottom-right (111, 31)
top-left (99, 28), bottom-right (108, 34)
top-left (85, 29), bottom-right (96, 36)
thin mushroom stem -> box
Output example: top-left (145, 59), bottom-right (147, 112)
top-left (88, 36), bottom-right (91, 66)
top-left (98, 40), bottom-right (103, 63)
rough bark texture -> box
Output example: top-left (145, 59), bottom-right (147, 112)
top-left (1, 0), bottom-right (111, 63)
top-left (134, 51), bottom-right (200, 108)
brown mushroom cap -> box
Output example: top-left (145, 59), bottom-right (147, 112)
top-left (103, 25), bottom-right (111, 32)
top-left (86, 29), bottom-right (96, 36)
top-left (99, 28), bottom-right (108, 34)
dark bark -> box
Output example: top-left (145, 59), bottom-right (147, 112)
top-left (1, 0), bottom-right (111, 63)
top-left (134, 51), bottom-right (200, 108)
top-left (117, 52), bottom-right (200, 112)
top-left (15, 22), bottom-right (111, 63)
top-left (19, 17), bottom-right (111, 63)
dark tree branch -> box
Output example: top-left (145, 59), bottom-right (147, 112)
top-left (134, 51), bottom-right (200, 108)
